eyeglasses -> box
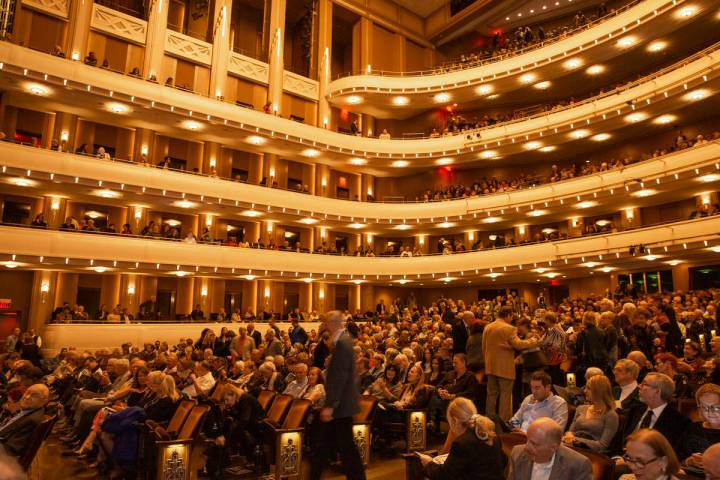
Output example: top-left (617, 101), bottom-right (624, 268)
top-left (699, 403), bottom-right (720, 414)
top-left (640, 382), bottom-right (658, 389)
top-left (622, 454), bottom-right (660, 468)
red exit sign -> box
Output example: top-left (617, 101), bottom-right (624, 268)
top-left (0, 299), bottom-right (12, 309)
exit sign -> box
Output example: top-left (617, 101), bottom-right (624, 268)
top-left (0, 299), bottom-right (11, 309)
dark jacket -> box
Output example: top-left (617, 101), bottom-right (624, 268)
top-left (325, 331), bottom-right (359, 419)
top-left (612, 385), bottom-right (643, 412)
top-left (615, 403), bottom-right (693, 458)
top-left (442, 370), bottom-right (479, 401)
top-left (249, 329), bottom-right (263, 349)
top-left (575, 325), bottom-right (608, 369)
top-left (451, 320), bottom-right (470, 355)
top-left (0, 408), bottom-right (45, 456)
top-left (425, 431), bottom-right (506, 480)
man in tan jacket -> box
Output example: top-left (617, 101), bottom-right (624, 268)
top-left (482, 306), bottom-right (538, 421)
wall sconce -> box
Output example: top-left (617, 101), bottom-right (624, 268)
top-left (205, 216), bottom-right (213, 227)
top-left (201, 287), bottom-right (208, 297)
top-left (467, 231), bottom-right (475, 241)
top-left (127, 284), bottom-right (135, 296)
top-left (367, 64), bottom-right (372, 73)
top-left (321, 177), bottom-right (327, 190)
top-left (367, 187), bottom-right (373, 197)
top-left (269, 167), bottom-right (276, 178)
top-left (625, 208), bottom-right (635, 220)
top-left (266, 222), bottom-right (274, 233)
top-left (418, 235), bottom-right (425, 246)
top-left (215, 89), bottom-right (223, 99)
top-left (60, 131), bottom-right (69, 142)
top-left (71, 51), bottom-right (80, 61)
top-left (141, 145), bottom-right (149, 156)
top-left (701, 194), bottom-right (711, 205)
top-left (50, 198), bottom-right (60, 211)
top-left (319, 289), bottom-right (325, 299)
top-left (134, 207), bottom-right (143, 220)
top-left (571, 218), bottom-right (580, 227)
top-left (323, 117), bottom-right (328, 128)
top-left (209, 158), bottom-right (216, 168)
top-left (320, 227), bottom-right (326, 239)
top-left (40, 282), bottom-right (49, 303)
top-left (518, 225), bottom-right (526, 236)
top-left (365, 233), bottom-right (373, 243)
top-left (264, 287), bottom-right (270, 298)
top-left (367, 129), bottom-right (373, 137)
top-left (273, 104), bottom-right (278, 115)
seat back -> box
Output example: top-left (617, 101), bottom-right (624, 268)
top-left (210, 382), bottom-right (226, 402)
top-left (571, 446), bottom-right (614, 480)
top-left (266, 394), bottom-right (294, 425)
top-left (166, 399), bottom-right (195, 437)
top-left (353, 395), bottom-right (378, 423)
top-left (677, 398), bottom-right (701, 422)
top-left (282, 399), bottom-right (313, 429)
top-left (177, 404), bottom-right (211, 440)
top-left (20, 414), bottom-right (57, 471)
top-left (499, 432), bottom-right (527, 460)
top-left (257, 389), bottom-right (276, 412)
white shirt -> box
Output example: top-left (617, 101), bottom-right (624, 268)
top-left (531, 453), bottom-right (556, 480)
top-left (182, 371), bottom-right (216, 398)
top-left (636, 403), bottom-right (667, 430)
top-left (616, 381), bottom-right (639, 407)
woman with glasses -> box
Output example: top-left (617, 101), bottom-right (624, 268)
top-left (619, 429), bottom-right (680, 480)
top-left (685, 383), bottom-right (720, 470)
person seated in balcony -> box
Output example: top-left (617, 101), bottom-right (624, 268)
top-left (157, 156), bottom-right (170, 169)
top-left (129, 67), bottom-right (140, 77)
top-left (82, 218), bottom-right (98, 232)
top-left (52, 45), bottom-right (65, 58)
top-left (199, 227), bottom-right (213, 243)
top-left (164, 77), bottom-right (174, 87)
top-left (31, 213), bottom-right (47, 228)
top-left (84, 51), bottom-right (97, 66)
top-left (378, 128), bottom-right (391, 140)
top-left (190, 304), bottom-right (205, 322)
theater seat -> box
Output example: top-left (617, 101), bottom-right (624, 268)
top-left (570, 446), bottom-right (615, 480)
top-left (20, 414), bottom-right (57, 472)
top-left (263, 394), bottom-right (294, 428)
top-left (146, 398), bottom-right (195, 439)
top-left (153, 404), bottom-right (211, 480)
top-left (265, 399), bottom-right (313, 479)
top-left (499, 432), bottom-right (527, 460)
top-left (257, 389), bottom-right (277, 412)
top-left (353, 395), bottom-right (378, 465)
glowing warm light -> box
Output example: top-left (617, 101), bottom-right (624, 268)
top-left (435, 157), bottom-right (454, 165)
top-left (533, 81), bottom-right (551, 90)
top-left (348, 223), bottom-right (366, 229)
top-left (437, 222), bottom-right (455, 228)
top-left (345, 95), bottom-right (362, 104)
top-left (676, 5), bottom-right (698, 18)
top-left (486, 272), bottom-right (502, 279)
top-left (247, 135), bottom-right (265, 145)
top-left (582, 262), bottom-right (599, 268)
top-left (302, 148), bottom-right (320, 157)
top-left (243, 275), bottom-right (257, 280)
top-left (591, 133), bottom-right (611, 142)
top-left (240, 209), bottom-right (263, 217)
top-left (9, 178), bottom-right (35, 187)
top-left (527, 210), bottom-right (548, 217)
top-left (440, 277), bottom-right (458, 283)
top-left (392, 160), bottom-right (409, 168)
top-left (107, 102), bottom-right (129, 114)
top-left (394, 224), bottom-right (413, 230)
top-left (92, 266), bottom-right (108, 273)
top-left (576, 201), bottom-right (597, 209)
top-left (647, 41), bottom-right (667, 52)
top-left (645, 255), bottom-right (659, 261)
top-left (476, 85), bottom-right (493, 95)
top-left (616, 36), bottom-right (637, 48)
top-left (480, 150), bottom-right (498, 159)
top-left (3, 261), bottom-right (20, 269)
top-left (174, 200), bottom-right (197, 208)
top-left (666, 260), bottom-right (683, 266)
top-left (395, 279), bottom-right (413, 284)
top-left (599, 267), bottom-right (615, 273)
top-left (654, 114), bottom-right (677, 125)
top-left (95, 189), bottom-right (120, 198)
top-left (434, 92), bottom-right (451, 103)
top-left (298, 217), bottom-right (318, 224)
top-left (632, 189), bottom-right (657, 198)
top-left (183, 120), bottom-right (201, 131)
top-left (301, 277), bottom-right (315, 283)
top-left (349, 279), bottom-right (366, 285)
top-left (534, 268), bottom-right (548, 273)
top-left (563, 58), bottom-right (583, 70)
top-left (539, 146), bottom-right (557, 153)
top-left (524, 141), bottom-right (543, 150)
top-left (171, 271), bottom-right (190, 277)
top-left (569, 129), bottom-right (590, 139)
top-left (544, 272), bottom-right (561, 278)
top-left (625, 112), bottom-right (648, 123)
top-left (586, 65), bottom-right (605, 75)
top-left (519, 73), bottom-right (537, 84)
top-left (483, 217), bottom-right (502, 223)
top-left (698, 174), bottom-right (720, 183)
top-left (349, 158), bottom-right (367, 165)
top-left (392, 96), bottom-right (409, 106)
top-left (684, 89), bottom-right (710, 101)
top-left (26, 83), bottom-right (48, 95)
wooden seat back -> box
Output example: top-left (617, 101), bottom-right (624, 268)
top-left (266, 394), bottom-right (294, 425)
top-left (166, 399), bottom-right (195, 437)
top-left (499, 432), bottom-right (527, 460)
top-left (177, 404), bottom-right (211, 441)
top-left (210, 382), bottom-right (226, 402)
top-left (257, 389), bottom-right (276, 412)
top-left (571, 446), bottom-right (614, 480)
top-left (281, 399), bottom-right (313, 429)
top-left (353, 395), bottom-right (378, 423)
top-left (20, 414), bottom-right (57, 471)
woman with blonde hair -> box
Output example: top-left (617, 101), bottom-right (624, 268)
top-left (417, 397), bottom-right (506, 479)
top-left (563, 374), bottom-right (619, 452)
top-left (619, 429), bottom-right (680, 480)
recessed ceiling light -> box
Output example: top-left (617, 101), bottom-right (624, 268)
top-left (95, 189), bottom-right (120, 198)
top-left (676, 5), bottom-right (698, 18)
top-left (595, 220), bottom-right (611, 226)
top-left (710, 246), bottom-right (720, 253)
top-left (395, 279), bottom-right (413, 284)
top-left (174, 200), bottom-right (197, 208)
top-left (183, 120), bottom-right (201, 130)
top-left (302, 148), bottom-right (320, 157)
top-left (576, 201), bottom-right (597, 208)
top-left (616, 36), bottom-right (637, 49)
top-left (544, 272), bottom-right (561, 278)
top-left (346, 95), bottom-right (362, 104)
top-left (653, 114), bottom-right (677, 125)
top-left (569, 129), bottom-right (590, 139)
top-left (684, 89), bottom-right (710, 101)
top-left (519, 73), bottom-right (537, 84)
top-left (645, 255), bottom-right (659, 261)
top-left (527, 210), bottom-right (548, 217)
top-left (586, 65), bottom-right (605, 75)
top-left (699, 174), bottom-right (720, 183)
top-left (164, 219), bottom-right (181, 227)
top-left (647, 41), bottom-right (668, 52)
top-left (563, 58), bottom-right (583, 70)
top-left (349, 279), bottom-right (366, 285)
top-left (107, 102), bottom-right (129, 114)
top-left (486, 272), bottom-right (502, 278)
top-left (440, 277), bottom-right (457, 283)
top-left (480, 150), bottom-right (498, 159)
top-left (591, 133), bottom-right (611, 142)
top-left (3, 261), bottom-right (20, 269)
top-left (348, 223), bottom-right (366, 229)
top-left (171, 271), bottom-right (191, 277)
top-left (298, 217), bottom-right (318, 224)
top-left (243, 274), bottom-right (258, 281)
top-left (92, 266), bottom-right (108, 273)
top-left (301, 277), bottom-right (315, 283)
top-left (534, 268), bottom-right (548, 273)
top-left (392, 96), bottom-right (409, 105)
top-left (394, 224), bottom-right (413, 230)
top-left (437, 222), bottom-right (455, 228)
top-left (524, 141), bottom-right (543, 150)
top-left (392, 160), bottom-right (409, 168)
top-left (434, 92), bottom-right (451, 103)
top-left (632, 189), bottom-right (657, 197)
top-left (9, 177), bottom-right (35, 187)
top-left (599, 267), bottom-right (615, 273)
top-left (435, 157), bottom-right (454, 165)
top-left (665, 260), bottom-right (683, 266)
top-left (539, 146), bottom-right (557, 152)
top-left (247, 135), bottom-right (265, 145)
top-left (582, 262), bottom-right (599, 268)
top-left (486, 94), bottom-right (500, 100)
top-left (240, 209), bottom-right (263, 217)
top-left (349, 158), bottom-right (367, 165)
top-left (625, 112), bottom-right (648, 123)
top-left (476, 85), bottom-right (493, 95)
top-left (26, 83), bottom-right (49, 95)
top-left (483, 216), bottom-right (502, 223)
top-left (541, 228), bottom-right (557, 234)
top-left (533, 81), bottom-right (551, 90)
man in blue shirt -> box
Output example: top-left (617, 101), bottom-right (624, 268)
top-left (509, 371), bottom-right (568, 433)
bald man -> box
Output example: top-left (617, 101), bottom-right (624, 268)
top-left (508, 418), bottom-right (592, 480)
top-left (0, 383), bottom-right (49, 457)
top-left (702, 443), bottom-right (720, 479)
top-left (452, 311), bottom-right (476, 354)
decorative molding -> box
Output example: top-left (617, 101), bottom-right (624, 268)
top-left (90, 4), bottom-right (147, 45)
top-left (228, 51), bottom-right (269, 85)
top-left (283, 71), bottom-right (319, 101)
top-left (165, 31), bottom-right (212, 66)
top-left (21, 0), bottom-right (68, 19)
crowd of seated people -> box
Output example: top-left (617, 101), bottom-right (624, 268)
top-left (5, 287), bottom-right (720, 478)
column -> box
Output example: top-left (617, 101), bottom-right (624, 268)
top-left (249, 153), bottom-right (264, 184)
top-left (567, 217), bottom-right (584, 238)
top-left (246, 222), bottom-right (261, 244)
top-left (209, 0), bottom-right (233, 99)
top-left (395, 33), bottom-right (406, 73)
top-left (42, 112), bottom-right (56, 149)
top-left (263, 220), bottom-right (275, 244)
top-left (44, 196), bottom-right (67, 229)
top-left (620, 208), bottom-right (639, 231)
top-left (349, 284), bottom-right (361, 312)
top-left (266, 0), bottom-right (287, 114)
top-left (360, 284), bottom-right (374, 312)
top-left (119, 274), bottom-right (140, 314)
top-left (54, 272), bottom-right (79, 307)
top-left (242, 279), bottom-right (258, 314)
top-left (132, 127), bottom-right (154, 164)
top-left (176, 277), bottom-right (195, 317)
top-left (515, 224), bottom-right (530, 244)
top-left (100, 273), bottom-right (121, 310)
top-left (359, 17), bottom-right (372, 73)
top-left (28, 271), bottom-right (57, 334)
top-left (211, 279), bottom-right (226, 314)
top-left (315, 164), bottom-right (331, 197)
top-left (264, 153), bottom-right (278, 186)
top-left (672, 264), bottom-right (690, 292)
top-left (361, 173), bottom-right (375, 201)
top-left (67, 0), bottom-right (94, 60)
top-left (301, 282), bottom-right (313, 313)
top-left (143, 0), bottom-right (170, 80)
top-left (259, 279), bottom-right (273, 312)
top-left (200, 213), bottom-right (217, 239)
top-left (203, 141), bottom-right (222, 175)
top-left (52, 112), bottom-right (78, 152)
top-left (464, 230), bottom-right (476, 250)
top-left (415, 234), bottom-right (429, 255)
top-left (316, 0), bottom-right (332, 127)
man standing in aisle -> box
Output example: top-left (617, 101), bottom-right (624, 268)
top-left (310, 311), bottom-right (365, 480)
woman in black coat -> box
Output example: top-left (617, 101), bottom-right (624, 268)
top-left (418, 397), bottom-right (506, 480)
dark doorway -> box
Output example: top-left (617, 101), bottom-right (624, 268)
top-left (76, 287), bottom-right (101, 320)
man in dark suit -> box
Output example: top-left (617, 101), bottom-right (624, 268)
top-left (310, 311), bottom-right (365, 480)
top-left (614, 372), bottom-right (692, 458)
top-left (612, 358), bottom-right (643, 411)
top-left (451, 311), bottom-right (475, 354)
top-left (0, 383), bottom-right (49, 457)
top-left (246, 322), bottom-right (263, 349)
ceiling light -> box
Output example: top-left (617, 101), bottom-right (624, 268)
top-left (699, 174), bottom-right (720, 183)
top-left (710, 246), bottom-right (720, 253)
top-left (533, 81), bottom-right (551, 90)
top-left (348, 223), bottom-right (366, 229)
top-left (527, 210), bottom-right (548, 217)
top-left (392, 96), bottom-right (409, 105)
top-left (645, 255), bottom-right (658, 261)
top-left (171, 271), bottom-right (190, 277)
top-left (582, 262), bottom-right (599, 268)
top-left (632, 189), bottom-right (657, 197)
top-left (301, 277), bottom-right (315, 283)
top-left (434, 92), bottom-right (451, 103)
top-left (534, 268), bottom-right (548, 273)
top-left (92, 266), bottom-right (108, 273)
top-left (665, 260), bottom-right (682, 266)
top-left (437, 222), bottom-right (455, 228)
top-left (480, 150), bottom-right (498, 159)
top-left (625, 112), bottom-right (648, 123)
top-left (486, 94), bottom-right (499, 100)
top-left (599, 267), bottom-right (615, 273)
top-left (541, 228), bottom-right (557, 234)
top-left (586, 65), bottom-right (605, 75)
top-left (519, 73), bottom-right (537, 84)
top-left (183, 120), bottom-right (201, 130)
top-left (349, 158), bottom-right (367, 165)
top-left (435, 157), bottom-right (454, 165)
top-left (298, 217), bottom-right (318, 224)
top-left (394, 279), bottom-right (412, 284)
top-left (524, 141), bottom-right (543, 150)
top-left (483, 216), bottom-right (502, 223)
top-left (243, 274), bottom-right (258, 280)
top-left (647, 41), bottom-right (667, 52)
top-left (394, 224), bottom-right (413, 230)
top-left (3, 261), bottom-right (19, 269)
top-left (346, 95), bottom-right (362, 104)
top-left (302, 148), bottom-right (320, 157)
top-left (164, 219), bottom-right (181, 226)
top-left (9, 177), bottom-right (35, 187)
top-left (95, 189), bottom-right (120, 198)
top-left (616, 36), bottom-right (637, 48)
top-left (26, 83), bottom-right (48, 95)
top-left (684, 89), bottom-right (710, 101)
top-left (595, 219), bottom-right (611, 226)
top-left (591, 133), bottom-right (611, 142)
top-left (240, 209), bottom-right (263, 217)
top-left (392, 160), bottom-right (409, 168)
top-left (174, 200), bottom-right (197, 208)
top-left (440, 277), bottom-right (457, 283)
top-left (569, 129), bottom-right (590, 139)
top-left (539, 146), bottom-right (557, 152)
top-left (476, 85), bottom-right (493, 95)
top-left (544, 272), bottom-right (560, 278)
top-left (486, 272), bottom-right (502, 279)
top-left (349, 279), bottom-right (366, 285)
top-left (653, 114), bottom-right (677, 125)
top-left (576, 201), bottom-right (597, 208)
top-left (563, 58), bottom-right (583, 70)
top-left (107, 102), bottom-right (129, 114)
top-left (247, 135), bottom-right (265, 145)
top-left (676, 5), bottom-right (697, 18)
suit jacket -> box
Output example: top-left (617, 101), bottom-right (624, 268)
top-left (248, 330), bottom-right (263, 350)
top-left (425, 431), bottom-right (506, 480)
top-left (0, 408), bottom-right (45, 456)
top-left (617, 403), bottom-right (692, 458)
top-left (482, 320), bottom-right (537, 380)
top-left (452, 320), bottom-right (470, 355)
top-left (612, 385), bottom-right (642, 412)
top-left (507, 444), bottom-right (592, 480)
top-left (325, 331), bottom-right (359, 419)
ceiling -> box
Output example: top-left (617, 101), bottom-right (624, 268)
top-left (390, 0), bottom-right (448, 18)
